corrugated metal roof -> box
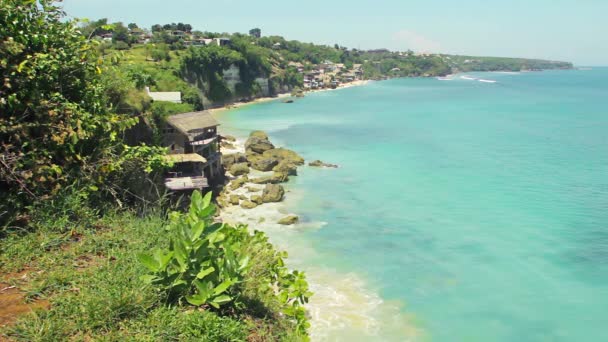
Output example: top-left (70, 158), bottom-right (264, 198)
top-left (166, 111), bottom-right (219, 139)
top-left (149, 92), bottom-right (182, 103)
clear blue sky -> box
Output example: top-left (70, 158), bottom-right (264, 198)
top-left (62, 0), bottom-right (607, 66)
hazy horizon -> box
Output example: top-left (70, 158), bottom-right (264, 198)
top-left (62, 0), bottom-right (608, 66)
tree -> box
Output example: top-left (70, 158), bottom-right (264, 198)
top-left (151, 24), bottom-right (162, 32)
top-left (128, 22), bottom-right (138, 30)
top-left (0, 0), bottom-right (164, 228)
top-left (249, 28), bottom-right (261, 38)
top-left (112, 22), bottom-right (130, 44)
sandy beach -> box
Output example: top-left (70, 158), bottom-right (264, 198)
top-left (209, 79), bottom-right (372, 116)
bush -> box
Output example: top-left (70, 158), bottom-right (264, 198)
top-left (140, 191), bottom-right (312, 334)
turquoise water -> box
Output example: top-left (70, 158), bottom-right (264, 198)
top-left (220, 69), bottom-right (608, 341)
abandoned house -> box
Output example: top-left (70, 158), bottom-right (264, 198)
top-left (162, 111), bottom-right (223, 191)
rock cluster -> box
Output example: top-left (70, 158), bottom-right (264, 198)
top-left (278, 215), bottom-right (299, 225)
top-left (218, 131), bottom-right (333, 227)
top-left (308, 160), bottom-right (339, 168)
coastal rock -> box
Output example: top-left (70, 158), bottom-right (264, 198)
top-left (229, 162), bottom-right (250, 176)
top-left (245, 131), bottom-right (274, 154)
top-left (308, 160), bottom-right (339, 168)
top-left (240, 200), bottom-right (258, 209)
top-left (251, 195), bottom-right (263, 205)
top-left (250, 175), bottom-right (273, 185)
top-left (229, 194), bottom-right (240, 206)
top-left (222, 134), bottom-right (237, 142)
top-left (250, 172), bottom-right (289, 185)
top-left (278, 215), bottom-right (299, 225)
top-left (216, 194), bottom-right (229, 208)
top-left (262, 184), bottom-right (285, 203)
top-left (249, 130), bottom-right (268, 140)
top-left (221, 140), bottom-right (236, 150)
top-left (246, 186), bottom-right (261, 192)
top-left (222, 153), bottom-right (247, 169)
top-left (249, 155), bottom-right (279, 172)
top-left (262, 148), bottom-right (305, 166)
top-left (239, 195), bottom-right (247, 201)
top-left (229, 176), bottom-right (248, 190)
top-left (271, 171), bottom-right (289, 183)
top-left (245, 137), bottom-right (275, 154)
top-left (272, 160), bottom-right (298, 176)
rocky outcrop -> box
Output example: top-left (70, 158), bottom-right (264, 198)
top-left (251, 195), bottom-right (263, 205)
top-left (240, 200), bottom-right (258, 209)
top-left (262, 148), bottom-right (305, 166)
top-left (222, 134), bottom-right (237, 142)
top-left (229, 176), bottom-right (248, 190)
top-left (222, 153), bottom-right (247, 169)
top-left (245, 131), bottom-right (275, 154)
top-left (249, 131), bottom-right (268, 140)
top-left (248, 155), bottom-right (279, 172)
top-left (262, 184), bottom-right (284, 203)
top-left (278, 215), bottom-right (299, 225)
top-left (272, 160), bottom-right (298, 176)
top-left (308, 160), bottom-right (339, 168)
top-left (229, 194), bottom-right (240, 206)
top-left (229, 162), bottom-right (250, 176)
top-left (250, 172), bottom-right (289, 185)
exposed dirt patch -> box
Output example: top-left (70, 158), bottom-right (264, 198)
top-left (0, 282), bottom-right (50, 327)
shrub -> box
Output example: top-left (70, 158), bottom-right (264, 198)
top-left (139, 191), bottom-right (312, 334)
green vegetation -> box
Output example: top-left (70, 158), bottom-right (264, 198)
top-left (0, 191), bottom-right (309, 340)
top-left (1, 1), bottom-right (311, 340)
top-left (444, 54), bottom-right (573, 72)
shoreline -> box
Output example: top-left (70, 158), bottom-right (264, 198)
top-left (215, 101), bottom-right (419, 340)
top-left (209, 79), bottom-right (372, 116)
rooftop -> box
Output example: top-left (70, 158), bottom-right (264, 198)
top-left (166, 111), bottom-right (219, 140)
top-left (148, 91), bottom-right (181, 103)
top-left (163, 153), bottom-right (207, 164)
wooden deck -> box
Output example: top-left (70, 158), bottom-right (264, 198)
top-left (164, 176), bottom-right (209, 191)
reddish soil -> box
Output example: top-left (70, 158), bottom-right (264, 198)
top-left (0, 270), bottom-right (50, 329)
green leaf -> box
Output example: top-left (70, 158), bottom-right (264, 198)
top-left (186, 293), bottom-right (208, 306)
top-left (139, 275), bottom-right (158, 284)
top-left (191, 221), bottom-right (206, 241)
top-left (210, 294), bottom-right (232, 308)
top-left (138, 253), bottom-right (159, 272)
top-left (202, 191), bottom-right (212, 209)
top-left (212, 279), bottom-right (233, 296)
top-left (196, 267), bottom-right (215, 280)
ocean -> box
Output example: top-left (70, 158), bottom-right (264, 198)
top-left (218, 69), bottom-right (608, 341)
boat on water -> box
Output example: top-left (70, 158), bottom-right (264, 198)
top-left (437, 77), bottom-right (453, 81)
top-left (478, 79), bottom-right (497, 83)
top-left (460, 76), bottom-right (476, 80)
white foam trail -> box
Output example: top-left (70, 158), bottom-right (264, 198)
top-left (478, 79), bottom-right (497, 83)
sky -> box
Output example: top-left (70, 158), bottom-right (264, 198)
top-left (61, 0), bottom-right (608, 66)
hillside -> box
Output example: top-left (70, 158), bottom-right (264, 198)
top-left (84, 20), bottom-right (573, 109)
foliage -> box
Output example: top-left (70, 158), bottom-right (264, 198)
top-left (249, 27), bottom-right (261, 38)
top-left (181, 45), bottom-right (244, 102)
top-left (443, 54), bottom-right (573, 72)
top-left (0, 0), bottom-right (166, 228)
top-left (139, 191), bottom-right (312, 334)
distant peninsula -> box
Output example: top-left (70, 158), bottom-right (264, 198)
top-left (80, 19), bottom-right (573, 109)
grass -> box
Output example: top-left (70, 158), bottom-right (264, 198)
top-left (0, 202), bottom-right (304, 341)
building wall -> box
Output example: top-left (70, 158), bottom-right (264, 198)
top-left (255, 77), bottom-right (270, 96)
top-left (223, 65), bottom-right (241, 93)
